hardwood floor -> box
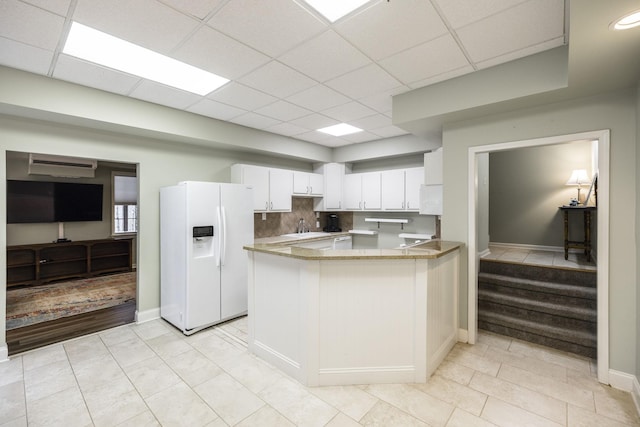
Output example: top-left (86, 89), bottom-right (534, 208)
top-left (6, 300), bottom-right (136, 355)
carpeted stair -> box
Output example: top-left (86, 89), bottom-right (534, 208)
top-left (478, 259), bottom-right (597, 359)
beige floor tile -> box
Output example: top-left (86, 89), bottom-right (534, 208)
top-left (0, 357), bottom-right (23, 388)
top-left (0, 415), bottom-right (27, 427)
top-left (115, 410), bottom-right (161, 427)
top-left (446, 346), bottom-right (501, 377)
top-left (26, 386), bottom-right (92, 427)
top-left (124, 356), bottom-right (183, 398)
top-left (359, 400), bottom-right (429, 426)
top-left (508, 339), bottom-right (592, 374)
top-left (145, 382), bottom-right (219, 427)
top-left (235, 405), bottom-right (295, 426)
top-left (309, 385), bottom-right (379, 422)
top-left (498, 364), bottom-right (595, 410)
top-left (497, 250), bottom-right (529, 263)
top-left (108, 335), bottom-right (156, 368)
top-left (221, 352), bottom-right (285, 394)
top-left (0, 381), bottom-right (26, 424)
top-left (131, 319), bottom-right (175, 341)
top-left (82, 375), bottom-right (147, 427)
top-left (568, 404), bottom-right (632, 427)
top-left (477, 332), bottom-right (512, 351)
top-left (99, 324), bottom-right (139, 347)
top-left (23, 359), bottom-right (76, 402)
top-left (194, 372), bottom-right (265, 426)
top-left (145, 332), bottom-right (193, 359)
top-left (485, 346), bottom-right (568, 382)
top-left (481, 397), bottom-right (563, 427)
top-left (364, 383), bottom-right (454, 426)
top-left (415, 374), bottom-right (488, 416)
top-left (470, 372), bottom-right (567, 425)
top-left (446, 408), bottom-right (498, 427)
top-left (21, 344), bottom-right (67, 371)
top-left (164, 348), bottom-right (224, 388)
top-left (325, 412), bottom-right (362, 427)
top-left (72, 353), bottom-right (129, 392)
top-left (593, 386), bottom-right (640, 425)
top-left (435, 359), bottom-right (476, 385)
top-left (259, 376), bottom-right (338, 427)
top-left (190, 331), bottom-right (247, 367)
top-left (63, 334), bottom-right (110, 365)
top-left (566, 368), bottom-right (605, 393)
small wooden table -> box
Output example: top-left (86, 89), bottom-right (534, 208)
top-left (559, 206), bottom-right (596, 262)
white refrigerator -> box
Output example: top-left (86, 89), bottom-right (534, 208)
top-left (160, 181), bottom-right (253, 335)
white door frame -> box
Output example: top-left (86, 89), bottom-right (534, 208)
top-left (467, 129), bottom-right (610, 384)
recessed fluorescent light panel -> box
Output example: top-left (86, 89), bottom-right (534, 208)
top-left (318, 123), bottom-right (363, 136)
top-left (303, 0), bottom-right (373, 22)
top-left (63, 22), bottom-right (229, 95)
top-left (610, 9), bottom-right (640, 30)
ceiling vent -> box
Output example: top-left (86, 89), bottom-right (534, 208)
top-left (28, 154), bottom-right (98, 178)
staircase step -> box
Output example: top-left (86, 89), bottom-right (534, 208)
top-left (479, 272), bottom-right (596, 301)
top-left (480, 259), bottom-right (596, 288)
top-left (478, 289), bottom-right (596, 322)
top-left (478, 311), bottom-right (596, 359)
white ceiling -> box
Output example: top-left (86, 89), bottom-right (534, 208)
top-left (0, 0), bottom-right (566, 147)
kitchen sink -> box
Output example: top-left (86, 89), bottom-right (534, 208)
top-left (280, 232), bottom-right (331, 239)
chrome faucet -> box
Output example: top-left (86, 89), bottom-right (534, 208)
top-left (297, 218), bottom-right (308, 233)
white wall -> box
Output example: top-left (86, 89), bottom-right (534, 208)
top-left (442, 88), bottom-right (637, 374)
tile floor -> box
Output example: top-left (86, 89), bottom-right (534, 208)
top-left (483, 245), bottom-right (597, 271)
top-left (1, 315), bottom-right (638, 427)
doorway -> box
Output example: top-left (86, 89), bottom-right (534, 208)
top-left (467, 129), bottom-right (610, 384)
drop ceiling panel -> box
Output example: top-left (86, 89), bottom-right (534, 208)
top-left (207, 0), bottom-right (326, 57)
top-left (0, 0), bottom-right (65, 51)
top-left (0, 37), bottom-right (53, 74)
top-left (358, 86), bottom-right (408, 114)
top-left (173, 26), bottom-right (270, 79)
top-left (230, 112), bottom-right (281, 129)
top-left (322, 101), bottom-right (377, 122)
top-left (239, 61), bottom-right (317, 98)
top-left (73, 0), bottom-right (199, 54)
top-left (335, 0), bottom-right (449, 61)
top-left (351, 114), bottom-right (392, 131)
top-left (187, 98), bottom-right (247, 121)
top-left (286, 85), bottom-right (351, 112)
top-left (53, 55), bottom-right (140, 95)
top-left (433, 0), bottom-right (529, 29)
top-left (289, 113), bottom-right (340, 131)
top-left (369, 126), bottom-right (409, 139)
top-left (278, 30), bottom-right (371, 82)
top-left (265, 122), bottom-right (308, 137)
top-left (208, 82), bottom-right (277, 111)
top-left (254, 100), bottom-right (312, 122)
top-left (456, 0), bottom-right (565, 63)
top-left (380, 34), bottom-right (470, 85)
top-left (326, 64), bottom-right (402, 100)
top-left (161, 0), bottom-right (227, 20)
top-left (130, 80), bottom-right (202, 109)
top-left (21, 0), bottom-right (71, 16)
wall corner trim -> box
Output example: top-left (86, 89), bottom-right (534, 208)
top-left (609, 369), bottom-right (635, 392)
top-left (135, 308), bottom-right (160, 324)
top-left (457, 329), bottom-right (469, 343)
top-left (0, 344), bottom-right (8, 362)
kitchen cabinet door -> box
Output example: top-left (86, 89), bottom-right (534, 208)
top-left (381, 169), bottom-right (405, 210)
top-left (343, 174), bottom-right (362, 210)
top-left (405, 167), bottom-right (423, 211)
top-left (269, 168), bottom-right (293, 211)
top-left (308, 173), bottom-right (324, 196)
top-left (237, 165), bottom-right (269, 211)
top-left (293, 171), bottom-right (324, 196)
top-left (361, 172), bottom-right (381, 210)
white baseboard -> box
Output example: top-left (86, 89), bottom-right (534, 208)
top-left (0, 343), bottom-right (8, 362)
top-left (478, 248), bottom-right (491, 259)
top-left (489, 242), bottom-right (565, 253)
top-left (632, 376), bottom-right (640, 418)
top-left (458, 329), bottom-right (468, 343)
top-left (135, 308), bottom-right (160, 324)
top-left (609, 369), bottom-right (635, 392)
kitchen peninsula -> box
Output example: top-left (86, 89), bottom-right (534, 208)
top-left (244, 235), bottom-right (461, 386)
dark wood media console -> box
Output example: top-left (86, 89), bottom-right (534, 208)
top-left (7, 238), bottom-right (133, 287)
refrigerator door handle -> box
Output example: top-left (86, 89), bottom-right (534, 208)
top-left (221, 206), bottom-right (228, 266)
top-left (216, 206), bottom-right (222, 267)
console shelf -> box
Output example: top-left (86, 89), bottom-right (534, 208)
top-left (7, 238), bottom-right (133, 288)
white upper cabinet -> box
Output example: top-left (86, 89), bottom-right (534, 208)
top-left (314, 163), bottom-right (344, 210)
top-left (381, 168), bottom-right (424, 211)
top-left (345, 172), bottom-right (381, 210)
top-left (231, 164), bottom-right (293, 212)
top-left (293, 171), bottom-right (323, 196)
top-left (424, 148), bottom-right (443, 185)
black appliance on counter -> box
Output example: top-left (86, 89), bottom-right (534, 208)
top-left (323, 214), bottom-right (341, 232)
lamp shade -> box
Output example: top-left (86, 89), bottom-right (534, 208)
top-left (566, 169), bottom-right (591, 186)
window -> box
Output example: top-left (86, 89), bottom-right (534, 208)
top-left (112, 172), bottom-right (137, 235)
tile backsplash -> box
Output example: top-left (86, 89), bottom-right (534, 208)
top-left (254, 197), bottom-right (353, 238)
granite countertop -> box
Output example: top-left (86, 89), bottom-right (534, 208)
top-left (253, 231), bottom-right (350, 245)
top-left (244, 238), bottom-right (461, 260)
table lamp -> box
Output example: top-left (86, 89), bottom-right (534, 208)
top-left (566, 169), bottom-right (591, 204)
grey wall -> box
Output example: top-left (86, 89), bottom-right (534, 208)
top-left (442, 88), bottom-right (637, 374)
top-left (488, 141), bottom-right (593, 247)
top-left (637, 81), bottom-right (640, 381)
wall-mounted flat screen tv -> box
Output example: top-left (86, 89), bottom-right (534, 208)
top-left (7, 180), bottom-right (103, 223)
